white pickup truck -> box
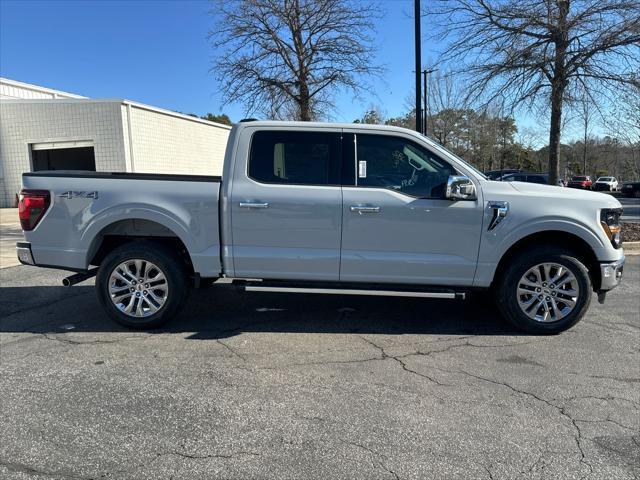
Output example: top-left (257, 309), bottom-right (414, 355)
top-left (17, 121), bottom-right (625, 333)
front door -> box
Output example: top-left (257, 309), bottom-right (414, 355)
top-left (340, 132), bottom-right (483, 286)
top-left (230, 128), bottom-right (343, 281)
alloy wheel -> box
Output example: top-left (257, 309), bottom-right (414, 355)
top-left (108, 259), bottom-right (169, 317)
top-left (516, 262), bottom-right (580, 323)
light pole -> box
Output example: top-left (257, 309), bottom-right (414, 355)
top-left (414, 0), bottom-right (422, 134)
top-left (422, 68), bottom-right (436, 136)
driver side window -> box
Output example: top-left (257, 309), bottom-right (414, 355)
top-left (355, 134), bottom-right (455, 199)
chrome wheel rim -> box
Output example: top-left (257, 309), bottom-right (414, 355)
top-left (108, 259), bottom-right (168, 318)
top-left (517, 263), bottom-right (579, 323)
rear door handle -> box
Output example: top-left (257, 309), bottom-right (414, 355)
top-left (239, 201), bottom-right (270, 209)
top-left (350, 205), bottom-right (381, 214)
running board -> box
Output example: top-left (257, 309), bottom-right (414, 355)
top-left (244, 285), bottom-right (466, 300)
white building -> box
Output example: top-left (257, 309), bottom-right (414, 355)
top-left (0, 78), bottom-right (231, 207)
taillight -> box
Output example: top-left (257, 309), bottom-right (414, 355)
top-left (18, 189), bottom-right (50, 231)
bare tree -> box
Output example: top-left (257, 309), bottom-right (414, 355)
top-left (604, 79), bottom-right (640, 178)
top-left (209, 0), bottom-right (382, 121)
top-left (575, 86), bottom-right (595, 174)
top-left (424, 0), bottom-right (640, 184)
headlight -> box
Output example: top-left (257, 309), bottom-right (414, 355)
top-left (600, 208), bottom-right (623, 249)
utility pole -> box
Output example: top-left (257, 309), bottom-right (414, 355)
top-left (414, 0), bottom-right (422, 134)
top-left (423, 69), bottom-right (427, 135)
top-left (422, 68), bottom-right (436, 136)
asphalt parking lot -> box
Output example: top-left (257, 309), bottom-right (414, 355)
top-left (1, 257), bottom-right (639, 479)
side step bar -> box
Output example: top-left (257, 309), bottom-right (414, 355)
top-left (244, 285), bottom-right (466, 300)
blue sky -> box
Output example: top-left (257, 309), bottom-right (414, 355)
top-left (0, 0), bottom-right (433, 123)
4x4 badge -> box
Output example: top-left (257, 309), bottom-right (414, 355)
top-left (59, 191), bottom-right (99, 199)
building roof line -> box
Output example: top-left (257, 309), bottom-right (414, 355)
top-left (0, 77), bottom-right (87, 99)
top-left (0, 97), bottom-right (233, 130)
top-left (121, 99), bottom-right (233, 130)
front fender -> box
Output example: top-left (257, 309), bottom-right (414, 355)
top-left (473, 216), bottom-right (609, 288)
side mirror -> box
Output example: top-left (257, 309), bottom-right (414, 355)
top-left (446, 175), bottom-right (477, 201)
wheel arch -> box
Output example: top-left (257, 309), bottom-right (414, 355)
top-left (492, 230), bottom-right (601, 291)
top-left (87, 218), bottom-right (194, 275)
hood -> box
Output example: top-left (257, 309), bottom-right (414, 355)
top-left (482, 180), bottom-right (622, 208)
top-left (505, 181), bottom-right (621, 208)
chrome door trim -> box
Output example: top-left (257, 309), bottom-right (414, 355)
top-left (239, 202), bottom-right (270, 209)
top-left (350, 205), bottom-right (381, 213)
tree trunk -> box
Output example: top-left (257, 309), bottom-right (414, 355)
top-left (298, 84), bottom-right (311, 121)
top-left (548, 83), bottom-right (563, 185)
top-left (582, 132), bottom-right (587, 174)
top-left (548, 0), bottom-right (570, 186)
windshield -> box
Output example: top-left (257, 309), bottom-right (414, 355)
top-left (598, 177), bottom-right (612, 181)
top-left (572, 176), bottom-right (587, 180)
top-left (421, 135), bottom-right (487, 179)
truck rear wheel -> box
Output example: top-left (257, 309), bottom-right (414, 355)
top-left (96, 241), bottom-right (189, 329)
top-left (496, 247), bottom-right (592, 334)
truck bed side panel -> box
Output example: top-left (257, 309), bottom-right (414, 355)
top-left (22, 172), bottom-right (221, 277)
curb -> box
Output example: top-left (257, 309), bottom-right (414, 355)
top-left (624, 241), bottom-right (640, 255)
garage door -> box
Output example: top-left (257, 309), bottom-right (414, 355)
top-left (31, 140), bottom-right (96, 171)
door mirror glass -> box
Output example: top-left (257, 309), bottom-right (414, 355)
top-left (446, 175), bottom-right (477, 201)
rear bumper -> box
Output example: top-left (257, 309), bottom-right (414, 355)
top-left (599, 257), bottom-right (625, 291)
top-left (16, 242), bottom-right (35, 265)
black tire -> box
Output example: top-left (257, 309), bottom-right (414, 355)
top-left (495, 246), bottom-right (592, 334)
top-left (96, 241), bottom-right (189, 329)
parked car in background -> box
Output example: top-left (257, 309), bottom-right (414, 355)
top-left (593, 177), bottom-right (618, 192)
top-left (501, 172), bottom-right (550, 184)
top-left (568, 176), bottom-right (593, 189)
top-left (621, 181), bottom-right (640, 198)
top-left (485, 169), bottom-right (521, 180)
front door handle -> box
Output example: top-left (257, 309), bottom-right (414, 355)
top-left (239, 201), bottom-right (270, 209)
top-left (350, 205), bottom-right (381, 214)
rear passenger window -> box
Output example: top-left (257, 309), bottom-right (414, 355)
top-left (249, 131), bottom-right (340, 185)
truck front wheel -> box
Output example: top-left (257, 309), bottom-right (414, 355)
top-left (96, 241), bottom-right (189, 329)
top-left (496, 247), bottom-right (592, 334)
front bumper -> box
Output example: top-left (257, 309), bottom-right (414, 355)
top-left (16, 242), bottom-right (35, 265)
top-left (599, 257), bottom-right (625, 291)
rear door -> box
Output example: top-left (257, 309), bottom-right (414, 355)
top-left (340, 131), bottom-right (483, 286)
top-left (230, 128), bottom-right (343, 281)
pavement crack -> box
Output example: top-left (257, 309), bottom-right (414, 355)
top-left (483, 464), bottom-right (495, 480)
top-left (574, 417), bottom-right (637, 432)
top-left (215, 338), bottom-right (246, 361)
top-left (339, 439), bottom-right (400, 480)
top-left (0, 458), bottom-right (94, 479)
top-left (360, 336), bottom-right (448, 386)
top-left (588, 374), bottom-right (640, 384)
top-left (396, 339), bottom-right (542, 360)
top-left (457, 369), bottom-right (594, 479)
top-left (160, 450), bottom-right (260, 461)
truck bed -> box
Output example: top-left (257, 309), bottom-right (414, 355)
top-left (21, 170), bottom-right (222, 277)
